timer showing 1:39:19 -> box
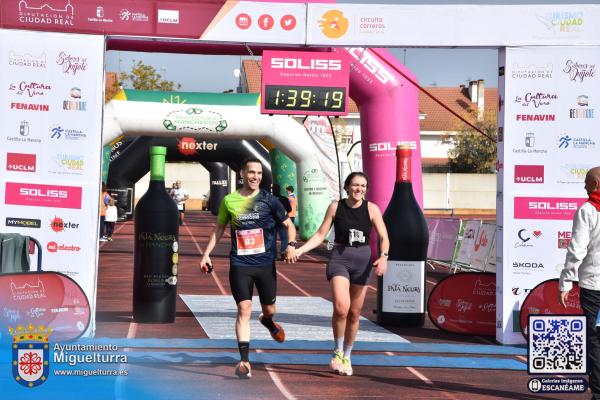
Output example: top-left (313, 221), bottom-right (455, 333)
top-left (263, 85), bottom-right (347, 114)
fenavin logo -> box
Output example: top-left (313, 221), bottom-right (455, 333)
top-left (9, 324), bottom-right (51, 388)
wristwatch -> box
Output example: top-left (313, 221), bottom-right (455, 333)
top-left (380, 252), bottom-right (389, 257)
top-left (289, 241), bottom-right (298, 248)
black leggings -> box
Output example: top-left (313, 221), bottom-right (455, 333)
top-left (229, 263), bottom-right (277, 305)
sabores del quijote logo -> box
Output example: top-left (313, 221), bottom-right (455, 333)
top-left (9, 324), bottom-right (52, 388)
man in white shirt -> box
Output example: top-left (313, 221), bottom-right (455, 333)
top-left (559, 166), bottom-right (600, 399)
top-left (170, 180), bottom-right (189, 225)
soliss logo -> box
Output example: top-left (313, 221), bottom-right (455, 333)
top-left (270, 58), bottom-right (342, 71)
top-left (369, 141), bottom-right (417, 152)
top-left (20, 188), bottom-right (67, 198)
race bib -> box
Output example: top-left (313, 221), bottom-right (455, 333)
top-left (235, 228), bottom-right (265, 255)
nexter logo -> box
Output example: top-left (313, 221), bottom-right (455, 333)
top-left (270, 58), bottom-right (342, 71)
top-left (514, 165), bottom-right (544, 183)
top-left (369, 141), bottom-right (417, 152)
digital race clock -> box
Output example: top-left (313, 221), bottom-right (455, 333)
top-left (261, 50), bottom-right (349, 116)
top-left (263, 85), bottom-right (346, 113)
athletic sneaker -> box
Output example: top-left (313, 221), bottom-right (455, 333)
top-left (329, 350), bottom-right (343, 373)
top-left (258, 313), bottom-right (286, 343)
top-left (340, 357), bottom-right (353, 376)
top-left (235, 361), bottom-right (252, 379)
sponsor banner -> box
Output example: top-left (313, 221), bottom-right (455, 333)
top-left (427, 272), bottom-right (496, 336)
top-left (306, 4), bottom-right (600, 46)
top-left (498, 46), bottom-right (600, 344)
top-left (303, 116), bottom-right (340, 200)
top-left (470, 223), bottom-right (496, 271)
top-left (514, 197), bottom-right (586, 220)
top-left (455, 219), bottom-right (481, 265)
top-left (0, 272), bottom-right (90, 342)
top-left (519, 279), bottom-right (582, 336)
top-left (5, 182), bottom-right (82, 209)
top-left (426, 218), bottom-right (460, 262)
top-left (0, 29), bottom-right (104, 338)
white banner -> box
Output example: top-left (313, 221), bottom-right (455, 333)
top-left (304, 116), bottom-right (339, 201)
top-left (200, 2), bottom-right (305, 44)
top-left (455, 220), bottom-right (481, 266)
top-left (307, 4), bottom-right (600, 47)
top-left (0, 29), bottom-right (104, 336)
top-left (497, 46), bottom-right (600, 344)
top-left (470, 223), bottom-right (496, 272)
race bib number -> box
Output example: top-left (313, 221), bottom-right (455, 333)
top-left (236, 228), bottom-right (265, 255)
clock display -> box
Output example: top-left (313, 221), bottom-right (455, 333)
top-left (263, 85), bottom-right (347, 115)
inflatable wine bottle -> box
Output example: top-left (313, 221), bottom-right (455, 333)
top-left (378, 145), bottom-right (429, 327)
top-left (133, 146), bottom-right (179, 323)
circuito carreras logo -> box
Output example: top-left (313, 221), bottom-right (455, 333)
top-left (319, 10), bottom-right (349, 39)
top-left (9, 324), bottom-right (52, 388)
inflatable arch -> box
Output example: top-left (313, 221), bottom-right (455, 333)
top-left (107, 135), bottom-right (272, 216)
top-left (103, 92), bottom-right (333, 239)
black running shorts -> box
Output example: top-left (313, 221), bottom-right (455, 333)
top-left (229, 263), bottom-right (277, 305)
top-left (326, 245), bottom-right (372, 285)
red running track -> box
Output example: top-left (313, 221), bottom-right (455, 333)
top-left (96, 211), bottom-right (584, 400)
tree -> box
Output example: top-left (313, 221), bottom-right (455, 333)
top-left (443, 108), bottom-right (497, 173)
top-left (118, 60), bottom-right (181, 91)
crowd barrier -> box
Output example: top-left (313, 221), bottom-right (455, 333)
top-left (426, 218), bottom-right (496, 273)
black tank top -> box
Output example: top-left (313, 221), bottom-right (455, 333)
top-left (333, 199), bottom-right (372, 246)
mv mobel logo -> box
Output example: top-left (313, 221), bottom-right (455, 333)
top-left (514, 165), bottom-right (544, 184)
top-left (514, 197), bottom-right (586, 220)
top-left (9, 324), bottom-right (52, 388)
top-left (6, 153), bottom-right (36, 173)
top-left (570, 95), bottom-right (594, 119)
top-left (5, 182), bottom-right (82, 209)
top-left (319, 10), bottom-right (349, 39)
top-left (63, 87), bottom-right (87, 111)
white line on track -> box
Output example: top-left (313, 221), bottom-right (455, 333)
top-left (256, 349), bottom-right (297, 400)
top-left (183, 223), bottom-right (227, 295)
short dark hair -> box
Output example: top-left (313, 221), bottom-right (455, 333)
top-left (344, 172), bottom-right (369, 193)
top-left (241, 157), bottom-right (262, 171)
top-left (286, 185), bottom-right (294, 192)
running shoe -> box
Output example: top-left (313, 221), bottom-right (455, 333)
top-left (235, 361), bottom-right (252, 379)
top-left (258, 313), bottom-right (286, 343)
top-left (329, 350), bottom-right (343, 373)
top-left (340, 357), bottom-right (353, 376)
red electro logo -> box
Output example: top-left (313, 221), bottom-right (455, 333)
top-left (5, 182), bottom-right (82, 209)
top-left (6, 153), bottom-right (36, 172)
top-left (514, 165), bottom-right (544, 183)
top-left (47, 241), bottom-right (80, 252)
top-left (514, 197), bottom-right (585, 220)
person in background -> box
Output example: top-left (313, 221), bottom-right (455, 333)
top-left (104, 197), bottom-right (118, 241)
top-left (170, 180), bottom-right (189, 225)
top-left (291, 172), bottom-right (389, 377)
top-left (99, 183), bottom-right (111, 242)
top-left (559, 166), bottom-right (600, 399)
top-left (272, 184), bottom-right (292, 258)
top-left (199, 158), bottom-right (298, 379)
top-left (286, 185), bottom-right (297, 223)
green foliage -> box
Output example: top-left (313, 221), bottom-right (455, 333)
top-left (118, 60), bottom-right (181, 91)
top-left (443, 109), bottom-right (498, 173)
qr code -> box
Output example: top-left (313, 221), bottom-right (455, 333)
top-left (528, 315), bottom-right (586, 374)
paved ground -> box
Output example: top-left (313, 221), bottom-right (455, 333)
top-left (91, 211), bottom-right (587, 400)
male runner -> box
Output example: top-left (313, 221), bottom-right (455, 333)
top-left (200, 158), bottom-right (298, 378)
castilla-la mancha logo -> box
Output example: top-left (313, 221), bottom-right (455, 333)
top-left (10, 324), bottom-right (52, 388)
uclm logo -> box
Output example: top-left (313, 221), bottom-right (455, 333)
top-left (6, 153), bottom-right (36, 172)
top-left (514, 197), bottom-right (585, 220)
top-left (270, 58), bottom-right (342, 71)
top-left (5, 182), bottom-right (82, 209)
top-left (514, 165), bottom-right (544, 183)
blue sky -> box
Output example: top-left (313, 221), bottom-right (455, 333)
top-left (105, 1), bottom-right (594, 92)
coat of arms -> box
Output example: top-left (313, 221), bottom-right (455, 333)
top-left (10, 324), bottom-right (52, 388)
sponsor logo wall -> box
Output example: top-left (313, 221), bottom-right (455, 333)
top-left (0, 29), bottom-right (104, 337)
top-left (497, 46), bottom-right (600, 344)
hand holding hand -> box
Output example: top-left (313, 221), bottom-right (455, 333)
top-left (284, 247), bottom-right (298, 264)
